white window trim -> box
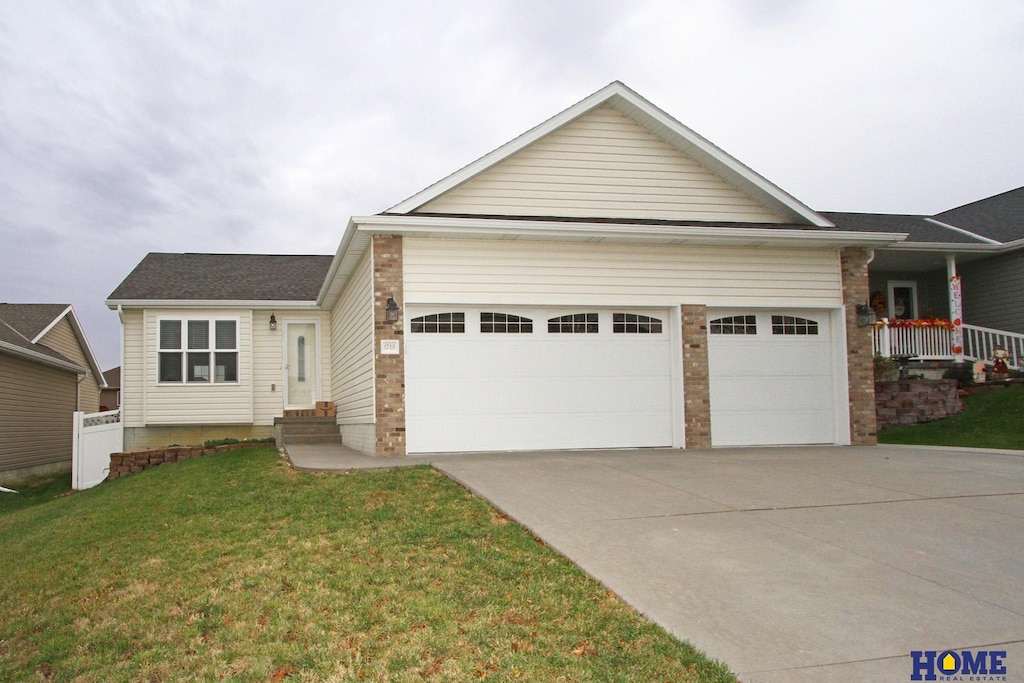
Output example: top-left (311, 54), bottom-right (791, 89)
top-left (156, 316), bottom-right (241, 385)
top-left (887, 280), bottom-right (919, 320)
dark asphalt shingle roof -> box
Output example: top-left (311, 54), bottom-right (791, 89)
top-left (108, 253), bottom-right (334, 302)
top-left (0, 304), bottom-right (80, 369)
top-left (821, 212), bottom-right (989, 245)
top-left (932, 186), bottom-right (1024, 243)
top-left (0, 303), bottom-right (70, 339)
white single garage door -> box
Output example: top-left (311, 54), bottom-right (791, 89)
top-left (405, 307), bottom-right (674, 453)
top-left (707, 310), bottom-right (838, 447)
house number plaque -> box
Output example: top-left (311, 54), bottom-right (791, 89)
top-left (380, 339), bottom-right (400, 355)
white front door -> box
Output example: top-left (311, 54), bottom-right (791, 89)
top-left (285, 322), bottom-right (318, 407)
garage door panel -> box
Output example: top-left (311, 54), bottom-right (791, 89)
top-left (406, 307), bottom-right (673, 453)
top-left (708, 310), bottom-right (838, 447)
top-left (711, 376), bottom-right (834, 411)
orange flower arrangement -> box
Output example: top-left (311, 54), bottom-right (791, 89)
top-left (878, 318), bottom-right (956, 330)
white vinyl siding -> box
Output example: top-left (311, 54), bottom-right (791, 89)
top-left (122, 308), bottom-right (145, 428)
top-left (417, 106), bottom-right (784, 223)
top-left (252, 310), bottom-right (331, 425)
top-left (403, 238), bottom-right (843, 308)
top-left (140, 309), bottom-right (253, 425)
top-left (330, 250), bottom-right (375, 423)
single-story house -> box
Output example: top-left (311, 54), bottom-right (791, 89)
top-left (0, 303), bottom-right (107, 481)
top-left (108, 81), bottom-right (911, 456)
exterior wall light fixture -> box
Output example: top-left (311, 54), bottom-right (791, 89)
top-left (269, 313), bottom-right (277, 331)
top-left (385, 297), bottom-right (400, 323)
top-left (855, 303), bottom-right (876, 327)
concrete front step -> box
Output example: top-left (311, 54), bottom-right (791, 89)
top-left (283, 433), bottom-right (345, 445)
top-left (275, 415), bottom-right (342, 446)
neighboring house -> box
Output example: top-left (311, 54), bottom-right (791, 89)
top-left (0, 303), bottom-right (107, 481)
top-left (826, 187), bottom-right (1024, 333)
top-left (100, 367), bottom-right (121, 411)
top-left (108, 81), bottom-right (905, 456)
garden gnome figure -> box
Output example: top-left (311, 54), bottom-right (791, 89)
top-left (992, 346), bottom-right (1010, 380)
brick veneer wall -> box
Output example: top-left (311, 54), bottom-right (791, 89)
top-left (373, 235), bottom-right (407, 456)
top-left (874, 380), bottom-right (963, 429)
top-left (681, 304), bottom-right (712, 449)
top-left (108, 441), bottom-right (270, 481)
top-left (841, 248), bottom-right (878, 445)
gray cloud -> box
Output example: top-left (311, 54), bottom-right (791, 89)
top-left (1, 0), bottom-right (1022, 369)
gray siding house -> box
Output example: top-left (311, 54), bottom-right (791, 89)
top-left (0, 304), bottom-right (107, 482)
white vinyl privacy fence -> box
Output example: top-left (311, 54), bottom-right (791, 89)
top-left (72, 409), bottom-right (122, 490)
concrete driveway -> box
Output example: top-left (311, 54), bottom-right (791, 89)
top-left (425, 446), bottom-right (1024, 683)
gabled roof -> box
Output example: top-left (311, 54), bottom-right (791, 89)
top-left (107, 253), bottom-right (334, 306)
top-left (931, 186), bottom-right (1024, 244)
top-left (386, 81), bottom-right (833, 228)
top-left (0, 304), bottom-right (91, 374)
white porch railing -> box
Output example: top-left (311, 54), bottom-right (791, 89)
top-left (72, 408), bottom-right (123, 490)
top-left (872, 320), bottom-right (1024, 369)
top-left (963, 324), bottom-right (1024, 370)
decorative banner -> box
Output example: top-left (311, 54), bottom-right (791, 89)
top-left (949, 275), bottom-right (964, 361)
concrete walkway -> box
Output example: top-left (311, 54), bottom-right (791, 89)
top-left (286, 444), bottom-right (1024, 682)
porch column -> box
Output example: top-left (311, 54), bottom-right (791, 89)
top-left (680, 304), bottom-right (712, 450)
top-left (947, 255), bottom-right (964, 362)
top-left (841, 248), bottom-right (877, 445)
top-left (373, 234), bottom-right (406, 456)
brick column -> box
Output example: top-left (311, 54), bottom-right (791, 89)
top-left (681, 304), bottom-right (712, 450)
top-left (841, 248), bottom-right (878, 445)
top-left (373, 235), bottom-right (406, 456)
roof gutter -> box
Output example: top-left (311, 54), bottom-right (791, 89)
top-left (105, 299), bottom-right (319, 310)
top-left (0, 340), bottom-right (87, 374)
top-left (351, 214), bottom-right (905, 248)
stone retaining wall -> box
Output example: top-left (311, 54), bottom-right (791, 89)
top-left (107, 441), bottom-right (274, 481)
top-left (875, 379), bottom-right (963, 430)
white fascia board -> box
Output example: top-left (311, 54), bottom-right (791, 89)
top-left (923, 218), bottom-right (1001, 245)
top-left (63, 306), bottom-right (108, 387)
top-left (0, 340), bottom-right (87, 374)
top-left (31, 305), bottom-right (73, 344)
top-left (316, 220), bottom-right (373, 308)
top-left (351, 214), bottom-right (904, 248)
top-left (28, 305), bottom-right (107, 387)
top-left (386, 81), bottom-right (832, 228)
top-left (104, 299), bottom-right (319, 310)
top-left (885, 241), bottom-right (997, 254)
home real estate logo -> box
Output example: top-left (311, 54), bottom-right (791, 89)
top-left (910, 649), bottom-right (1008, 681)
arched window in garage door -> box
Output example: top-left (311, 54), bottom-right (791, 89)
top-left (709, 315), bottom-right (757, 335)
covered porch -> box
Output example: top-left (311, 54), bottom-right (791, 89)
top-left (869, 248), bottom-right (1022, 369)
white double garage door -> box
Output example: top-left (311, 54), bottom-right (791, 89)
top-left (405, 307), bottom-right (843, 453)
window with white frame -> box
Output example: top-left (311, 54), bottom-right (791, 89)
top-left (159, 319), bottom-right (238, 383)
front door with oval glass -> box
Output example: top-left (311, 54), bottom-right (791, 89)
top-left (285, 322), bottom-right (318, 407)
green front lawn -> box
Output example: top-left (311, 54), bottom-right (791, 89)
top-left (0, 448), bottom-right (735, 682)
top-left (878, 383), bottom-right (1024, 450)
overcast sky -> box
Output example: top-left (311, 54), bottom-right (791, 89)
top-left (2, 0), bottom-right (1022, 370)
